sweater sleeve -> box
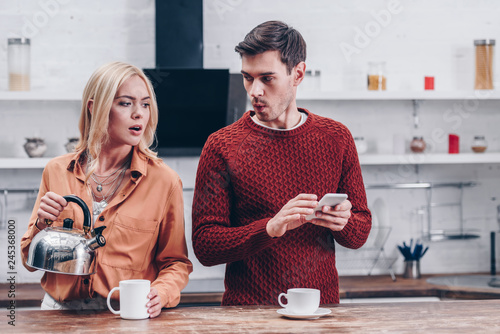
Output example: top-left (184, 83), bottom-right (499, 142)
top-left (152, 177), bottom-right (193, 308)
top-left (332, 130), bottom-right (372, 249)
top-left (191, 136), bottom-right (276, 267)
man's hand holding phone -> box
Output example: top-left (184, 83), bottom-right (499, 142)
top-left (308, 193), bottom-right (351, 232)
top-left (266, 193), bottom-right (352, 238)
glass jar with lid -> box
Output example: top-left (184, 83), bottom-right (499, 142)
top-left (354, 137), bottom-right (367, 154)
top-left (367, 61), bottom-right (386, 91)
top-left (302, 69), bottom-right (321, 92)
top-left (474, 39), bottom-right (495, 90)
top-left (471, 135), bottom-right (487, 153)
top-left (8, 38), bottom-right (31, 91)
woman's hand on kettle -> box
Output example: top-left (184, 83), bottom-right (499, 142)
top-left (147, 287), bottom-right (162, 318)
top-left (36, 192), bottom-right (68, 229)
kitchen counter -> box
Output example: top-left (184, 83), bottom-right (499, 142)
top-left (3, 300), bottom-right (500, 333)
top-left (339, 273), bottom-right (500, 300)
top-left (3, 273), bottom-right (500, 308)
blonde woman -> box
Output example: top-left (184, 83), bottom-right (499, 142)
top-left (21, 62), bottom-right (192, 317)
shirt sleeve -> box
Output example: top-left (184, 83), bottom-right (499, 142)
top-left (20, 167), bottom-right (50, 271)
top-left (191, 137), bottom-right (276, 267)
top-left (151, 177), bottom-right (193, 308)
top-left (332, 130), bottom-right (372, 249)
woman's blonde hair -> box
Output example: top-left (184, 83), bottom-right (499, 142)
top-left (75, 61), bottom-right (159, 180)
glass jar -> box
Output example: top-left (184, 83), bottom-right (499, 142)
top-left (8, 38), bottom-right (31, 91)
top-left (410, 136), bottom-right (426, 153)
top-left (471, 135), bottom-right (487, 153)
top-left (474, 39), bottom-right (495, 90)
top-left (302, 69), bottom-right (321, 92)
top-left (354, 137), bottom-right (367, 154)
top-left (367, 61), bottom-right (386, 91)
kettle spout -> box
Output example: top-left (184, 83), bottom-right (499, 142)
top-left (87, 226), bottom-right (106, 250)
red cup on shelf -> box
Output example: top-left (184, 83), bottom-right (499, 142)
top-left (449, 134), bottom-right (459, 154)
top-left (425, 76), bottom-right (434, 90)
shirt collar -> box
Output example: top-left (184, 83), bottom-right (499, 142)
top-left (67, 147), bottom-right (148, 182)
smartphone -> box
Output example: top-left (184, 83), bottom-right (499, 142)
top-left (305, 193), bottom-right (348, 220)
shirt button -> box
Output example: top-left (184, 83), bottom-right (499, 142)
top-left (83, 279), bottom-right (89, 285)
top-left (99, 216), bottom-right (105, 222)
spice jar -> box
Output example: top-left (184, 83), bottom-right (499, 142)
top-left (8, 38), bottom-right (31, 91)
top-left (410, 137), bottom-right (426, 153)
top-left (474, 39), bottom-right (495, 90)
top-left (367, 61), bottom-right (386, 91)
top-left (449, 134), bottom-right (459, 154)
top-left (471, 135), bottom-right (487, 153)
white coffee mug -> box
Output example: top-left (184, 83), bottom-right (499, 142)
top-left (107, 279), bottom-right (150, 320)
top-left (278, 288), bottom-right (320, 314)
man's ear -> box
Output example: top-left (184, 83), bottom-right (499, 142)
top-left (87, 99), bottom-right (94, 114)
top-left (293, 62), bottom-right (306, 86)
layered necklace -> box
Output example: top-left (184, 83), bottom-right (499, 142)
top-left (88, 157), bottom-right (130, 216)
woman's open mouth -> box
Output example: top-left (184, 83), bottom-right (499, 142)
top-left (129, 125), bottom-right (143, 135)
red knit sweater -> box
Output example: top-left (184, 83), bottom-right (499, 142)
top-left (192, 109), bottom-right (371, 306)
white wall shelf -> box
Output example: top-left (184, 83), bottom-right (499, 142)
top-left (297, 90), bottom-right (500, 101)
top-left (359, 153), bottom-right (500, 165)
top-left (4, 90), bottom-right (497, 102)
top-left (2, 153), bottom-right (500, 169)
top-left (0, 91), bottom-right (81, 101)
top-left (0, 158), bottom-right (52, 169)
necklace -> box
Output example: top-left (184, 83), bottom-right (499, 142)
top-left (91, 160), bottom-right (129, 192)
top-left (91, 168), bottom-right (127, 216)
top-left (87, 155), bottom-right (131, 216)
top-left (92, 169), bottom-right (123, 192)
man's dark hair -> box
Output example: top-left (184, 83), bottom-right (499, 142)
top-left (235, 20), bottom-right (306, 74)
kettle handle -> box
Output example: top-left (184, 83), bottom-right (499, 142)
top-left (63, 195), bottom-right (92, 234)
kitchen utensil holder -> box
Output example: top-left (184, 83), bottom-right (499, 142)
top-left (403, 260), bottom-right (421, 279)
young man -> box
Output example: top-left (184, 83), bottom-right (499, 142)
top-left (192, 21), bottom-right (371, 306)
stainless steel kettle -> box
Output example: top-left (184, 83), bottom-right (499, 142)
top-left (27, 195), bottom-right (106, 275)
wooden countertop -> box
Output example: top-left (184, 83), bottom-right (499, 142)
top-left (339, 273), bottom-right (500, 300)
top-left (3, 273), bottom-right (500, 308)
top-left (3, 300), bottom-right (500, 333)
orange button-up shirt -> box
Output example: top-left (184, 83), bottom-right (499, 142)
top-left (21, 148), bottom-right (193, 308)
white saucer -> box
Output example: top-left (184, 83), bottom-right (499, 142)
top-left (277, 308), bottom-right (331, 320)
